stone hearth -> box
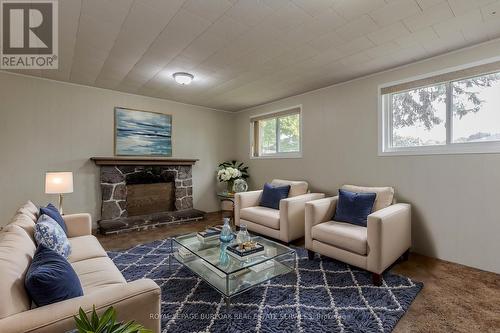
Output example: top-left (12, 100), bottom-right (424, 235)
top-left (91, 157), bottom-right (205, 235)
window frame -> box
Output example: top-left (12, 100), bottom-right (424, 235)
top-left (250, 105), bottom-right (303, 159)
top-left (379, 58), bottom-right (500, 156)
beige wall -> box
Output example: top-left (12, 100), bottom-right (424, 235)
top-left (234, 40), bottom-right (500, 274)
top-left (0, 72), bottom-right (234, 228)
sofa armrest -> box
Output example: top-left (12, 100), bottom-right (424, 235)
top-left (234, 190), bottom-right (262, 226)
top-left (367, 203), bottom-right (411, 274)
top-left (304, 196), bottom-right (338, 248)
top-left (279, 193), bottom-right (325, 242)
top-left (63, 213), bottom-right (92, 237)
top-left (0, 279), bottom-right (161, 333)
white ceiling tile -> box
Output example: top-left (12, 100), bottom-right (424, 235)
top-left (225, 0), bottom-right (276, 26)
top-left (266, 2), bottom-right (312, 31)
top-left (204, 15), bottom-right (251, 41)
top-left (422, 31), bottom-right (467, 55)
top-left (369, 0), bottom-right (421, 26)
top-left (308, 30), bottom-right (345, 51)
top-left (364, 41), bottom-right (400, 58)
top-left (395, 26), bottom-right (439, 46)
top-left (484, 18), bottom-right (500, 39)
top-left (462, 23), bottom-right (494, 43)
top-left (180, 33), bottom-right (229, 63)
top-left (281, 8), bottom-right (347, 47)
top-left (335, 15), bottom-right (378, 40)
top-left (433, 9), bottom-right (483, 38)
top-left (390, 43), bottom-right (428, 62)
top-left (292, 0), bottom-right (335, 16)
top-left (261, 44), bottom-right (319, 70)
top-left (182, 0), bottom-right (234, 21)
top-left (340, 52), bottom-right (372, 66)
top-left (333, 0), bottom-right (386, 20)
top-left (367, 22), bottom-right (411, 45)
top-left (258, 0), bottom-right (291, 11)
top-left (336, 36), bottom-right (375, 56)
top-left (403, 2), bottom-right (454, 32)
top-left (415, 0), bottom-right (447, 9)
top-left (80, 0), bottom-right (133, 26)
top-left (447, 0), bottom-right (497, 15)
top-left (480, 1), bottom-right (500, 20)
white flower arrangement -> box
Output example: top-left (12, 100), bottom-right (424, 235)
top-left (217, 160), bottom-right (249, 193)
top-left (217, 167), bottom-right (242, 182)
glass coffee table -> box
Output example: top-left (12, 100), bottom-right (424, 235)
top-left (170, 233), bottom-right (295, 309)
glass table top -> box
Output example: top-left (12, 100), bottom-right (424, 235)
top-left (172, 233), bottom-right (294, 275)
top-left (171, 233), bottom-right (296, 297)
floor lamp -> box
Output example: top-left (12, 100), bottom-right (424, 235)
top-left (45, 172), bottom-right (73, 215)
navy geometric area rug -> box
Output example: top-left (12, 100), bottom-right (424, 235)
top-left (108, 238), bottom-right (422, 333)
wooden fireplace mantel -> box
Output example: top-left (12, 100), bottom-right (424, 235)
top-left (90, 157), bottom-right (198, 166)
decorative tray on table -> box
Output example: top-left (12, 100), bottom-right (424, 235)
top-left (226, 241), bottom-right (264, 260)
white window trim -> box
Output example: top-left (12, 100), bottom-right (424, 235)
top-left (378, 56), bottom-right (500, 156)
top-left (249, 105), bottom-right (303, 159)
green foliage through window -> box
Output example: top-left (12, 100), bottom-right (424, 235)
top-left (387, 71), bottom-right (500, 148)
top-left (254, 110), bottom-right (300, 156)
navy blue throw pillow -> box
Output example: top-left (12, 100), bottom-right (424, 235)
top-left (334, 189), bottom-right (376, 227)
top-left (39, 203), bottom-right (68, 235)
top-left (259, 183), bottom-right (291, 210)
top-left (25, 245), bottom-right (83, 307)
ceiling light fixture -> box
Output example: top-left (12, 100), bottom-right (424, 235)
top-left (173, 72), bottom-right (194, 85)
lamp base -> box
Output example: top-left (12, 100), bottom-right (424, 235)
top-left (58, 194), bottom-right (64, 215)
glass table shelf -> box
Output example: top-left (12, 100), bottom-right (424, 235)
top-left (170, 233), bottom-right (295, 308)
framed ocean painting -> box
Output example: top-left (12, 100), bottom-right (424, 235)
top-left (114, 107), bottom-right (172, 156)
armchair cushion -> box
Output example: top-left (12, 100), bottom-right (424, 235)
top-left (260, 183), bottom-right (290, 209)
top-left (271, 179), bottom-right (308, 197)
top-left (334, 189), bottom-right (376, 227)
top-left (240, 206), bottom-right (280, 229)
top-left (312, 221), bottom-right (367, 255)
top-left (342, 185), bottom-right (394, 212)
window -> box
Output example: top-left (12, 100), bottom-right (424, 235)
top-left (380, 61), bottom-right (500, 155)
top-left (251, 107), bottom-right (301, 158)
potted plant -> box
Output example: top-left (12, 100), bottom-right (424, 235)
top-left (217, 160), bottom-right (249, 193)
top-left (73, 305), bottom-right (152, 333)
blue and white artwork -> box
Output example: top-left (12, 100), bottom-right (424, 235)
top-left (115, 107), bottom-right (172, 156)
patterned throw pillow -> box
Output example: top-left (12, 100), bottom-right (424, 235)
top-left (35, 215), bottom-right (71, 258)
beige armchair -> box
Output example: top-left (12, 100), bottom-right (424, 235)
top-left (235, 179), bottom-right (325, 243)
top-left (305, 185), bottom-right (411, 285)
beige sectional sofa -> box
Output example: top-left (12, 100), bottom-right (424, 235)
top-left (0, 202), bottom-right (161, 333)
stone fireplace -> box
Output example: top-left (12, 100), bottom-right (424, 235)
top-left (91, 157), bottom-right (205, 234)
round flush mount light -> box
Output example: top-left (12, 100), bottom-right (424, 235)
top-left (173, 72), bottom-right (194, 85)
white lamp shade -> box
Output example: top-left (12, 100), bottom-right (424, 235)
top-left (45, 172), bottom-right (74, 194)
